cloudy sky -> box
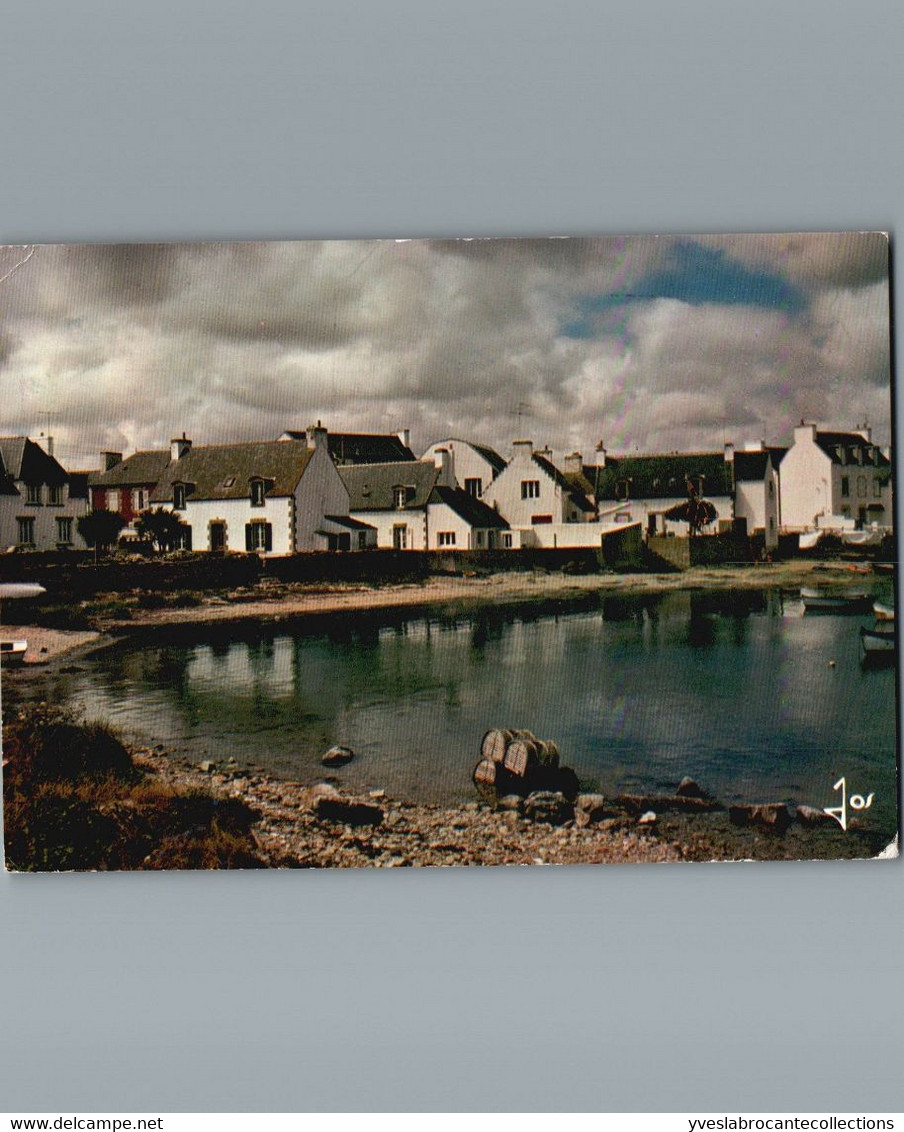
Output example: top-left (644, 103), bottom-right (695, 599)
top-left (0, 232), bottom-right (891, 469)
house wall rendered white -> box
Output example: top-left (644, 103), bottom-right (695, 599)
top-left (5, 481), bottom-right (89, 550)
top-left (292, 443), bottom-right (351, 551)
top-left (483, 442), bottom-right (573, 527)
top-left (348, 507), bottom-right (429, 549)
top-left (779, 427), bottom-right (835, 531)
top-left (734, 462), bottom-right (778, 547)
top-left (421, 440), bottom-right (502, 497)
top-left (177, 495), bottom-right (295, 554)
top-left (629, 495), bottom-right (734, 536)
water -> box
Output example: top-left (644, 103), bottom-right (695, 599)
top-left (30, 587), bottom-right (898, 835)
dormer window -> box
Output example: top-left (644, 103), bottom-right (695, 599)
top-left (26, 484), bottom-right (42, 505)
top-left (616, 479), bottom-right (630, 500)
top-left (250, 478), bottom-right (266, 507)
top-left (48, 485), bottom-right (63, 505)
top-left (173, 483), bottom-right (187, 510)
top-left (393, 485), bottom-right (409, 509)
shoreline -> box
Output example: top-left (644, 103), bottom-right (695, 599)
top-left (2, 558), bottom-right (885, 665)
top-left (132, 744), bottom-right (893, 867)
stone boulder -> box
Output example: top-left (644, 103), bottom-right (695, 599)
top-left (313, 795), bottom-right (384, 827)
top-left (676, 776), bottom-right (711, 800)
top-left (524, 791), bottom-right (573, 826)
top-left (796, 804), bottom-right (836, 828)
top-left (729, 803), bottom-right (791, 834)
top-left (497, 794), bottom-right (524, 813)
top-left (322, 745), bottom-right (355, 767)
top-left (574, 793), bottom-right (616, 828)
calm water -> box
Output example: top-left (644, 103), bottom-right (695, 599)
top-left (31, 587), bottom-right (899, 833)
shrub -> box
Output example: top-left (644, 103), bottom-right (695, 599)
top-left (3, 705), bottom-right (265, 872)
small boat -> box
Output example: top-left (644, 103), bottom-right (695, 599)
top-left (799, 530), bottom-right (823, 551)
top-left (0, 639), bottom-right (28, 666)
top-left (801, 590), bottom-right (873, 613)
top-left (842, 529), bottom-right (883, 548)
top-left (874, 562), bottom-right (895, 575)
top-left (873, 601), bottom-right (895, 622)
top-left (860, 625), bottom-right (896, 666)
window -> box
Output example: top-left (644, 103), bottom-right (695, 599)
top-left (502, 533), bottom-right (513, 548)
top-left (464, 477), bottom-right (482, 497)
top-left (437, 531), bottom-right (456, 547)
top-left (768, 481), bottom-right (774, 498)
top-left (393, 486), bottom-right (408, 509)
top-left (873, 479), bottom-right (882, 498)
top-left (173, 484), bottom-right (186, 510)
top-left (17, 517), bottom-right (35, 545)
top-left (26, 484), bottom-right (42, 505)
top-left (841, 476), bottom-right (850, 498)
top-left (134, 488), bottom-right (148, 511)
top-left (475, 530), bottom-right (484, 547)
top-left (47, 485), bottom-right (63, 505)
top-left (392, 524), bottom-right (408, 549)
top-left (56, 516), bottom-right (73, 545)
top-left (857, 475), bottom-right (867, 498)
top-left (531, 514), bottom-right (553, 525)
top-left (250, 479), bottom-right (266, 507)
top-left (219, 477), bottom-right (236, 490)
top-left (769, 517), bottom-right (775, 532)
top-left (521, 480), bottom-right (540, 499)
top-left (357, 531), bottom-right (368, 550)
top-left (245, 520), bottom-right (272, 552)
top-left (107, 489), bottom-right (120, 512)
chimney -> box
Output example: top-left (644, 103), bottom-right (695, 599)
top-left (102, 450), bottom-right (123, 471)
top-left (39, 434), bottom-right (55, 458)
top-left (435, 446), bottom-right (455, 488)
top-left (594, 442), bottom-right (607, 468)
top-left (397, 428), bottom-right (411, 450)
top-left (564, 451), bottom-right (584, 475)
top-left (170, 434), bottom-right (192, 461)
top-left (723, 442), bottom-right (734, 463)
top-left (306, 421), bottom-right (327, 450)
top-left (512, 439), bottom-right (534, 462)
top-left (794, 422), bottom-right (817, 444)
top-left (537, 444), bottom-right (553, 462)
top-left (857, 422), bottom-right (872, 442)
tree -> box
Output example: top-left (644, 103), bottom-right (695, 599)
top-left (662, 480), bottom-right (718, 537)
top-left (77, 509), bottom-right (127, 553)
top-left (134, 507), bottom-right (189, 553)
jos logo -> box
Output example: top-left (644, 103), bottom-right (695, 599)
top-left (824, 776), bottom-right (874, 832)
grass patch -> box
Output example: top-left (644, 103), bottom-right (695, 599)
top-left (3, 705), bottom-right (265, 871)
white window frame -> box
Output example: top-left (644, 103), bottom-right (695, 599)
top-left (437, 531), bottom-right (456, 547)
top-left (17, 516), bottom-right (36, 545)
top-left (521, 479), bottom-right (540, 500)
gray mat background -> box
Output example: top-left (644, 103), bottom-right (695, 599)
top-left (0, 0), bottom-right (901, 1113)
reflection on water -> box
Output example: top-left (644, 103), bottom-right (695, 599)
top-left (33, 588), bottom-right (898, 833)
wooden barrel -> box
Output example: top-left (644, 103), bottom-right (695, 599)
top-left (473, 758), bottom-right (500, 787)
top-left (504, 737), bottom-right (539, 778)
top-left (534, 740), bottom-right (560, 769)
top-left (481, 728), bottom-right (513, 764)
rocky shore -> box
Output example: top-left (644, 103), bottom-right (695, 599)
top-left (131, 746), bottom-right (893, 867)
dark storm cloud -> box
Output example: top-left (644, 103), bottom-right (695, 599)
top-left (0, 233), bottom-right (891, 468)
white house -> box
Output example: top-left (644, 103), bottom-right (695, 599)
top-left (728, 446), bottom-right (779, 548)
top-left (778, 422), bottom-right (893, 532)
top-left (0, 436), bottom-right (90, 551)
top-left (420, 438), bottom-right (507, 498)
top-left (340, 449), bottom-right (509, 550)
top-left (482, 440), bottom-right (597, 539)
top-left (150, 427), bottom-right (372, 554)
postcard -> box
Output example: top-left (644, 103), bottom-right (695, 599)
top-left (0, 233), bottom-right (896, 869)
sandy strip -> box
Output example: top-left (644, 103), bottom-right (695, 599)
top-left (0, 625), bottom-right (100, 665)
top-left (99, 559), bottom-right (873, 630)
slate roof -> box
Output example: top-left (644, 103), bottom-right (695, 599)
top-left (585, 452), bottom-right (734, 502)
top-left (732, 451), bottom-right (771, 482)
top-left (340, 461), bottom-right (441, 512)
top-left (282, 430), bottom-right (416, 464)
top-left (89, 450), bottom-right (171, 488)
top-left (323, 514), bottom-right (377, 531)
top-left (532, 454), bottom-right (595, 512)
top-left (470, 443), bottom-right (507, 475)
top-left (67, 472), bottom-right (90, 499)
top-left (429, 485), bottom-right (509, 529)
top-left (151, 440), bottom-right (315, 503)
top-left (814, 431), bottom-right (890, 467)
top-left (0, 437), bottom-right (68, 486)
top-left (0, 450), bottom-right (18, 497)
top-left (767, 445), bottom-right (788, 468)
